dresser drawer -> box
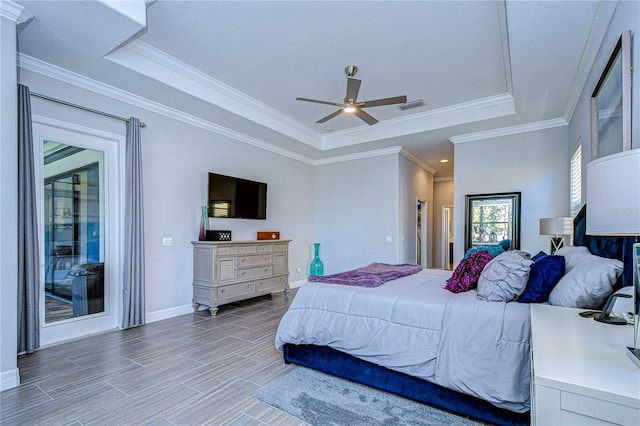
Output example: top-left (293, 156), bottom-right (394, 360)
top-left (238, 265), bottom-right (272, 280)
top-left (238, 254), bottom-right (272, 268)
top-left (217, 282), bottom-right (255, 300)
top-left (256, 275), bottom-right (288, 293)
top-left (238, 245), bottom-right (256, 254)
top-left (215, 245), bottom-right (238, 256)
top-left (273, 243), bottom-right (287, 253)
top-left (256, 245), bottom-right (272, 253)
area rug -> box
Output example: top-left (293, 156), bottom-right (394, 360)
top-left (252, 367), bottom-right (484, 425)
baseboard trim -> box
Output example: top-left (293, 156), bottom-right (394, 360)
top-left (145, 304), bottom-right (194, 324)
top-left (289, 279), bottom-right (307, 289)
top-left (1, 367), bottom-right (20, 391)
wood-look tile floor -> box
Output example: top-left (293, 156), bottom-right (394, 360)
top-left (1, 290), bottom-right (305, 426)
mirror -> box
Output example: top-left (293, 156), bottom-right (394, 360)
top-left (464, 192), bottom-right (521, 252)
top-left (591, 30), bottom-right (632, 160)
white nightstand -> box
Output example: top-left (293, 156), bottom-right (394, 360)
top-left (530, 304), bottom-right (640, 425)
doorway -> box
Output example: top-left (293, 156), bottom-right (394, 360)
top-left (442, 205), bottom-right (454, 270)
top-left (33, 118), bottom-right (122, 346)
top-left (416, 200), bottom-right (428, 267)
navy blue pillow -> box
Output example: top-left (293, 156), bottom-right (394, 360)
top-left (531, 251), bottom-right (548, 262)
top-left (518, 254), bottom-right (565, 303)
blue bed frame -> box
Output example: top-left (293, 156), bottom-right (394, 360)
top-left (282, 205), bottom-right (633, 426)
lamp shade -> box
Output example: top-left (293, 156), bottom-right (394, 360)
top-left (539, 217), bottom-right (573, 236)
top-left (586, 149), bottom-right (640, 235)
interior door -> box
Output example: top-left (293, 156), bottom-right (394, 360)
top-left (33, 118), bottom-right (122, 346)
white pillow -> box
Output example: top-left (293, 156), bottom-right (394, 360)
top-left (555, 246), bottom-right (590, 272)
top-left (477, 251), bottom-right (533, 302)
top-left (548, 253), bottom-right (623, 309)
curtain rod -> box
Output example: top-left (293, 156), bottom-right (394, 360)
top-left (30, 92), bottom-right (146, 128)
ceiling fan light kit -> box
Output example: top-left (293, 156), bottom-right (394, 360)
top-left (296, 65), bottom-right (407, 126)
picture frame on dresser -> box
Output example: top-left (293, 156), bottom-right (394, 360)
top-left (591, 30), bottom-right (632, 160)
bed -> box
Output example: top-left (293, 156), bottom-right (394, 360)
top-left (275, 206), bottom-right (634, 426)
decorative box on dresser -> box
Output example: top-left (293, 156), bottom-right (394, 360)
top-left (192, 239), bottom-right (290, 315)
top-left (530, 304), bottom-right (640, 425)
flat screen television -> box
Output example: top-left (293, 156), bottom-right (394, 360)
top-left (208, 173), bottom-right (267, 219)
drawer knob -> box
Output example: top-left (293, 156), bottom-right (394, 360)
top-left (247, 284), bottom-right (252, 288)
top-left (265, 257), bottom-right (269, 261)
top-left (241, 259), bottom-right (246, 263)
top-left (221, 289), bottom-right (226, 293)
top-left (264, 268), bottom-right (269, 272)
top-left (242, 272), bottom-right (246, 276)
top-left (259, 282), bottom-right (263, 286)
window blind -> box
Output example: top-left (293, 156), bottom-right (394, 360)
top-left (570, 145), bottom-right (582, 217)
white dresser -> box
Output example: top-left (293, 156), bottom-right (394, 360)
top-left (191, 240), bottom-right (290, 315)
top-left (530, 304), bottom-right (640, 425)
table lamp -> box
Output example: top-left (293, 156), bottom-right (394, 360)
top-left (586, 149), bottom-right (640, 368)
top-left (539, 217), bottom-right (573, 254)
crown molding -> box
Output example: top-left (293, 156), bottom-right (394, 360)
top-left (0, 0), bottom-right (31, 23)
top-left (322, 93), bottom-right (516, 150)
top-left (105, 39), bottom-right (322, 149)
top-left (563, 0), bottom-right (618, 122)
top-left (400, 149), bottom-right (436, 175)
top-left (18, 54), bottom-right (315, 165)
top-left (313, 146), bottom-right (403, 166)
top-left (434, 176), bottom-right (454, 182)
top-left (448, 117), bottom-right (568, 144)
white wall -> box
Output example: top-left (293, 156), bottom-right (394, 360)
top-left (314, 154), bottom-right (399, 274)
top-left (0, 11), bottom-right (19, 391)
top-left (433, 179), bottom-right (454, 269)
top-left (453, 125), bottom-right (570, 264)
top-left (398, 154), bottom-right (434, 266)
top-left (19, 69), bottom-right (316, 320)
top-left (569, 0), bottom-right (640, 203)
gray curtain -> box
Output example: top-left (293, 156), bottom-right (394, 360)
top-left (17, 84), bottom-right (40, 353)
top-left (121, 117), bottom-right (145, 328)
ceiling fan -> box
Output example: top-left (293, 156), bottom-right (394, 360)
top-left (296, 65), bottom-right (407, 126)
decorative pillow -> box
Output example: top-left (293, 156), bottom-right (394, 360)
top-left (517, 254), bottom-right (565, 303)
top-left (555, 246), bottom-right (590, 272)
top-left (548, 253), bottom-right (623, 309)
top-left (476, 251), bottom-right (534, 302)
top-left (463, 244), bottom-right (504, 260)
top-left (445, 251), bottom-right (493, 293)
top-left (531, 251), bottom-right (548, 262)
top-left (498, 239), bottom-right (512, 251)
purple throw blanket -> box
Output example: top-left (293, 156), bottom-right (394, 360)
top-left (308, 262), bottom-right (423, 288)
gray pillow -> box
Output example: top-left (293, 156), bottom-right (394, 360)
top-left (477, 251), bottom-right (534, 302)
top-left (548, 253), bottom-right (623, 309)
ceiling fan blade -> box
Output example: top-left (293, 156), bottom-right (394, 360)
top-left (354, 108), bottom-right (378, 125)
top-left (296, 97), bottom-right (343, 107)
top-left (345, 78), bottom-right (361, 103)
top-left (359, 95), bottom-right (408, 108)
top-left (316, 109), bottom-right (344, 124)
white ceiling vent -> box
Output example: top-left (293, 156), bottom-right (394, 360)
top-left (398, 99), bottom-right (425, 111)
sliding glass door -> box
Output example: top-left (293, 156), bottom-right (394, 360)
top-left (33, 118), bottom-right (122, 346)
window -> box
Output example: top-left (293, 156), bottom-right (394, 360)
top-left (570, 145), bottom-right (582, 217)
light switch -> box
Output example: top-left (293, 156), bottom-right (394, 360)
top-left (385, 236), bottom-right (392, 243)
top-left (162, 237), bottom-right (173, 246)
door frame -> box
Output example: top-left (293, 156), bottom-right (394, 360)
top-left (442, 205), bottom-right (453, 270)
top-left (33, 115), bottom-right (124, 346)
top-left (416, 199), bottom-right (428, 267)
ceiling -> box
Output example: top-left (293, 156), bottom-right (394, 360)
top-left (14, 0), bottom-right (615, 177)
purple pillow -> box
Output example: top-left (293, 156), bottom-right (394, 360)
top-left (445, 251), bottom-right (493, 293)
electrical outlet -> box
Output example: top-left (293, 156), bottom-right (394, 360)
top-left (162, 237), bottom-right (173, 246)
top-left (385, 236), bottom-right (393, 243)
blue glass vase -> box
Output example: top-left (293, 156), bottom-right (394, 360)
top-left (309, 243), bottom-right (324, 276)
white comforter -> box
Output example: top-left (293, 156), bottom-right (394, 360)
top-left (275, 268), bottom-right (531, 412)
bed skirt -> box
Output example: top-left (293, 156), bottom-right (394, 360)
top-left (282, 344), bottom-right (529, 426)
